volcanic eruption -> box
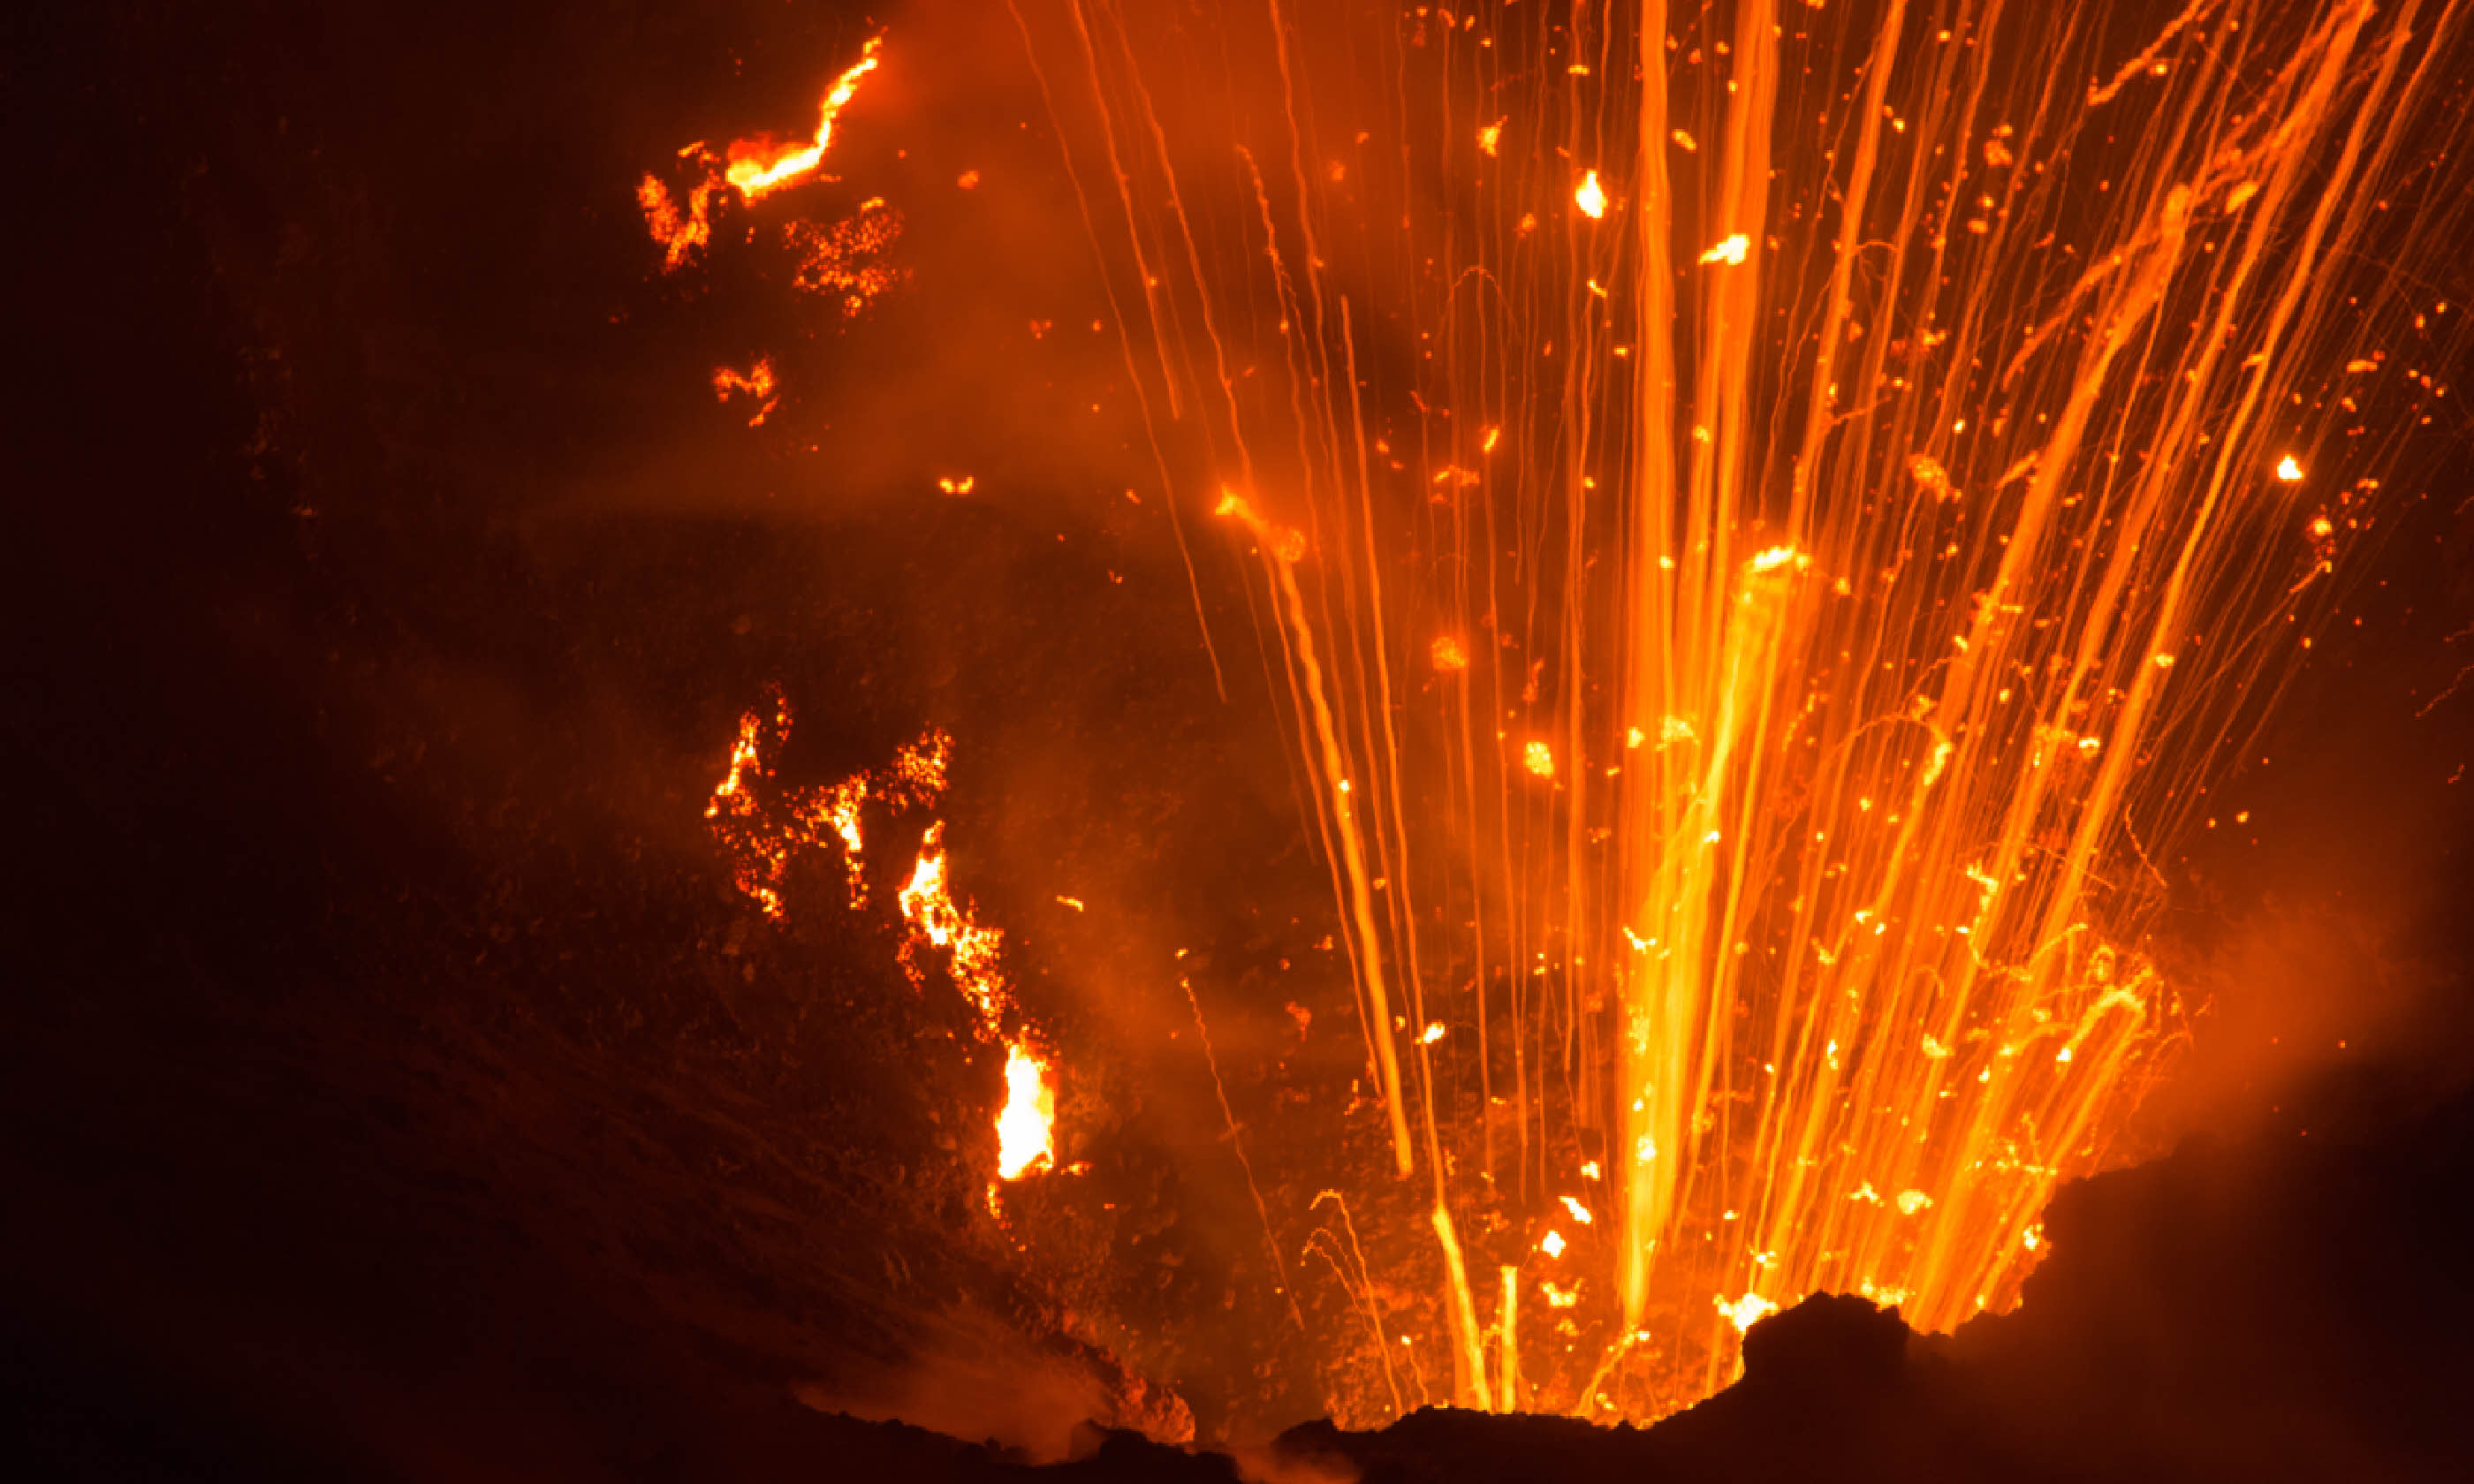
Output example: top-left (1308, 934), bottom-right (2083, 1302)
top-left (657, 0), bottom-right (2472, 1428)
top-left (14, 0), bottom-right (2474, 1477)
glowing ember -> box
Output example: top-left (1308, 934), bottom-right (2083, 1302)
top-left (2277, 454), bottom-right (2306, 481)
top-left (638, 170), bottom-right (719, 270)
top-left (711, 359), bottom-right (778, 426)
top-left (1714, 1291), bottom-right (1779, 1335)
top-left (1909, 454), bottom-right (1956, 502)
top-left (998, 1041), bottom-right (1058, 1179)
top-left (1573, 169), bottom-right (1606, 220)
top-left (1697, 232), bottom-right (1749, 265)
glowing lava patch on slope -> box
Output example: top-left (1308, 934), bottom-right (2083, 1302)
top-left (639, 33), bottom-right (887, 271)
top-left (704, 690), bottom-right (1053, 1186)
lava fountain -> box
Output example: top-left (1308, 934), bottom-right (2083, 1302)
top-left (1005, 0), bottom-right (2469, 1423)
top-left (666, 0), bottom-right (2470, 1434)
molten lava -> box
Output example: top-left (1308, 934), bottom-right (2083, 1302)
top-left (998, 1041), bottom-right (1058, 1180)
top-left (725, 35), bottom-right (885, 201)
top-left (704, 693), bottom-right (1053, 1188)
top-left (638, 33), bottom-right (888, 274)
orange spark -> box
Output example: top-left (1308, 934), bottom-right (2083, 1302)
top-left (1909, 453), bottom-right (1956, 500)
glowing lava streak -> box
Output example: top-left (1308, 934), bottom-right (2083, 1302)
top-left (726, 34), bottom-right (886, 201)
top-left (639, 34), bottom-right (887, 271)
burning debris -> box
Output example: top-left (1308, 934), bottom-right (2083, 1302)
top-left (723, 34), bottom-right (884, 201)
